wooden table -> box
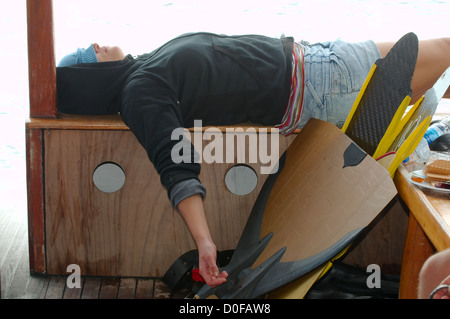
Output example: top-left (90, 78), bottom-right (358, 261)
top-left (394, 162), bottom-right (450, 299)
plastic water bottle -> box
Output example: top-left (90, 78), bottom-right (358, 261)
top-left (403, 137), bottom-right (430, 164)
top-left (404, 117), bottom-right (450, 164)
top-left (411, 137), bottom-right (430, 163)
top-left (423, 116), bottom-right (450, 145)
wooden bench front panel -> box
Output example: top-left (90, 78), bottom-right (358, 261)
top-left (44, 128), bottom-right (294, 277)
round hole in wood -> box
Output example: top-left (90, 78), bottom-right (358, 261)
top-left (225, 164), bottom-right (258, 196)
top-left (93, 162), bottom-right (126, 193)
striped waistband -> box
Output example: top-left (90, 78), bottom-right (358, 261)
top-left (276, 42), bottom-right (305, 136)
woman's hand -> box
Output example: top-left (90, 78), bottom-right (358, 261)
top-left (197, 238), bottom-right (228, 287)
top-left (177, 194), bottom-right (228, 288)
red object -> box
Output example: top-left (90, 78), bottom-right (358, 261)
top-left (192, 269), bottom-right (205, 282)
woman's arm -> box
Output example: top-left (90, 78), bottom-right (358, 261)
top-left (177, 194), bottom-right (228, 288)
top-left (121, 81), bottom-right (228, 287)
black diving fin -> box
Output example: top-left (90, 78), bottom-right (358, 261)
top-left (197, 119), bottom-right (397, 299)
top-left (342, 32), bottom-right (418, 157)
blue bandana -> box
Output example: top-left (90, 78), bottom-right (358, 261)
top-left (58, 44), bottom-right (98, 67)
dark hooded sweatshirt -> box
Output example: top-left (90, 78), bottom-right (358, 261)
top-left (57, 33), bottom-right (294, 207)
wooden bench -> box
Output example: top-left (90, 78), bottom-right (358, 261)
top-left (27, 113), bottom-right (295, 277)
top-left (26, 112), bottom-right (297, 277)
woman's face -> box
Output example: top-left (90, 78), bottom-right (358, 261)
top-left (93, 43), bottom-right (126, 62)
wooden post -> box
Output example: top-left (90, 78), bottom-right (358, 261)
top-left (25, 128), bottom-right (46, 274)
top-left (26, 0), bottom-right (56, 274)
top-left (27, 0), bottom-right (57, 118)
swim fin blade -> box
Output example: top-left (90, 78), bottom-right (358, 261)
top-left (196, 119), bottom-right (397, 299)
top-left (342, 32), bottom-right (418, 157)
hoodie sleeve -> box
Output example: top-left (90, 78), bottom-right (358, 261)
top-left (170, 178), bottom-right (206, 209)
top-left (120, 79), bottom-right (203, 204)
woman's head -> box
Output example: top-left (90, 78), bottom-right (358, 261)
top-left (93, 43), bottom-right (126, 63)
top-left (58, 43), bottom-right (126, 67)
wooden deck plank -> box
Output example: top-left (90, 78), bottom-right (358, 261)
top-left (44, 277), bottom-right (66, 299)
top-left (117, 278), bottom-right (137, 299)
top-left (0, 208), bottom-right (22, 268)
top-left (81, 277), bottom-right (102, 299)
top-left (153, 280), bottom-right (172, 299)
top-left (0, 220), bottom-right (28, 298)
top-left (62, 276), bottom-right (82, 299)
top-left (62, 285), bottom-right (82, 299)
top-left (135, 278), bottom-right (155, 299)
top-left (99, 277), bottom-right (119, 299)
top-left (2, 227), bottom-right (32, 299)
top-left (24, 276), bottom-right (51, 299)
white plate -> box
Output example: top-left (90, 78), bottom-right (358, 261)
top-left (408, 170), bottom-right (450, 194)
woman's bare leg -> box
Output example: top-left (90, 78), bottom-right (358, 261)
top-left (376, 38), bottom-right (450, 104)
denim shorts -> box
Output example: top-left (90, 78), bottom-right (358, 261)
top-left (296, 39), bottom-right (381, 129)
